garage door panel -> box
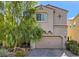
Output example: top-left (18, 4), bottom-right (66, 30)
top-left (35, 36), bottom-right (63, 48)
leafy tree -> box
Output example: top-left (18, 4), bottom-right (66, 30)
top-left (0, 1), bottom-right (4, 46)
top-left (0, 1), bottom-right (43, 49)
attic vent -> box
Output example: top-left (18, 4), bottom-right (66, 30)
top-left (48, 31), bottom-right (52, 34)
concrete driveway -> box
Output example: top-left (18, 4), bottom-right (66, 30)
top-left (28, 48), bottom-right (64, 57)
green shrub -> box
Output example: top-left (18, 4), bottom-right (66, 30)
top-left (65, 41), bottom-right (71, 50)
top-left (15, 50), bottom-right (26, 57)
top-left (65, 40), bottom-right (79, 55)
top-left (73, 47), bottom-right (79, 55)
top-left (0, 48), bottom-right (8, 57)
top-left (76, 47), bottom-right (79, 55)
top-left (70, 43), bottom-right (77, 51)
top-left (65, 40), bottom-right (77, 50)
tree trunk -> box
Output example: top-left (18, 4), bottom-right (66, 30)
top-left (13, 40), bottom-right (17, 52)
top-left (2, 41), bottom-right (6, 48)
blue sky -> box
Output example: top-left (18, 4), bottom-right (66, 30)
top-left (38, 1), bottom-right (79, 19)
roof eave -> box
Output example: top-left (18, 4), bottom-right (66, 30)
top-left (46, 4), bottom-right (68, 12)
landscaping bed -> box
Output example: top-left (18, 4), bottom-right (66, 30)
top-left (0, 47), bottom-right (30, 57)
top-left (65, 40), bottom-right (79, 56)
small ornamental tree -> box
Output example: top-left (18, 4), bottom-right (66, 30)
top-left (0, 1), bottom-right (4, 46)
top-left (0, 1), bottom-right (43, 49)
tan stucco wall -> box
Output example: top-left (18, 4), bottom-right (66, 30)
top-left (46, 5), bottom-right (67, 25)
top-left (35, 6), bottom-right (54, 33)
top-left (36, 5), bottom-right (67, 36)
top-left (53, 26), bottom-right (67, 36)
top-left (53, 26), bottom-right (67, 48)
top-left (31, 5), bottom-right (68, 49)
top-left (46, 5), bottom-right (67, 48)
top-left (68, 15), bottom-right (79, 43)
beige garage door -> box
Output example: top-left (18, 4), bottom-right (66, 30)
top-left (35, 36), bottom-right (63, 48)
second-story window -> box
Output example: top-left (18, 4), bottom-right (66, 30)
top-left (36, 13), bottom-right (48, 21)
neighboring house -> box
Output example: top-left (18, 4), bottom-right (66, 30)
top-left (68, 14), bottom-right (79, 43)
top-left (31, 4), bottom-right (68, 49)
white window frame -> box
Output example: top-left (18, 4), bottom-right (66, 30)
top-left (36, 13), bottom-right (48, 22)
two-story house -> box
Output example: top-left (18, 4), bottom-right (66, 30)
top-left (31, 4), bottom-right (68, 49)
top-left (68, 14), bottom-right (79, 43)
